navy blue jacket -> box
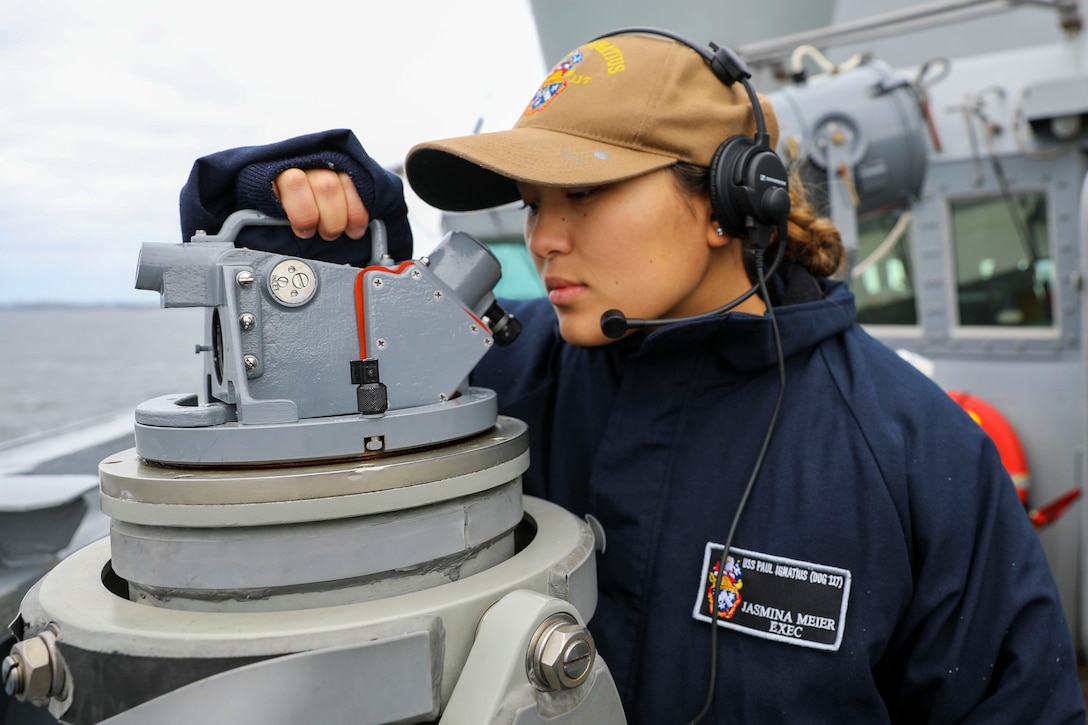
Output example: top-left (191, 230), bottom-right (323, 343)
top-left (484, 291), bottom-right (1084, 724)
top-left (180, 130), bottom-right (1085, 724)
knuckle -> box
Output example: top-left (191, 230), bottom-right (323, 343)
top-left (307, 170), bottom-right (341, 197)
top-left (276, 167), bottom-right (308, 193)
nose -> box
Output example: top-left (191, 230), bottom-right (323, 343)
top-left (524, 201), bottom-right (572, 260)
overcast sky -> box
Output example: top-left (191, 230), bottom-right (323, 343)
top-left (0, 0), bottom-right (545, 305)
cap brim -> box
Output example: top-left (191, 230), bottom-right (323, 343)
top-left (405, 127), bottom-right (677, 212)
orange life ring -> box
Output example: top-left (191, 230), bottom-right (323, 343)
top-left (947, 390), bottom-right (1030, 506)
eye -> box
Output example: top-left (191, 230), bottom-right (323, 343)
top-left (566, 188), bottom-right (598, 202)
top-left (519, 200), bottom-right (539, 214)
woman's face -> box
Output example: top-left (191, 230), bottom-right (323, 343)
top-left (519, 168), bottom-right (748, 347)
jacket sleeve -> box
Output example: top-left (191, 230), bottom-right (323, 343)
top-left (876, 424), bottom-right (1085, 723)
top-left (178, 128), bottom-right (413, 265)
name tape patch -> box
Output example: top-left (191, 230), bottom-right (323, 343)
top-left (692, 544), bottom-right (851, 651)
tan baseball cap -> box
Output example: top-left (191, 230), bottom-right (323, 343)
top-left (404, 31), bottom-right (779, 212)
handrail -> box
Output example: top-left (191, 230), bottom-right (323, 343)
top-left (737, 0), bottom-right (1081, 67)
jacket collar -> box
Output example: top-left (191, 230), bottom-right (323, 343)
top-left (631, 267), bottom-right (856, 371)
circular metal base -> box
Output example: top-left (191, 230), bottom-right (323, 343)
top-left (101, 418), bottom-right (530, 611)
top-left (17, 497), bottom-right (598, 723)
top-left (102, 417), bottom-right (529, 526)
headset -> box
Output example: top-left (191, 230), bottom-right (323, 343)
top-left (591, 27), bottom-right (792, 339)
top-left (588, 29), bottom-right (790, 725)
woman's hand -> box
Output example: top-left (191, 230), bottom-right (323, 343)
top-left (273, 168), bottom-right (370, 241)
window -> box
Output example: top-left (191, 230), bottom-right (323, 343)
top-left (950, 194), bottom-right (1053, 327)
top-left (852, 209), bottom-right (918, 325)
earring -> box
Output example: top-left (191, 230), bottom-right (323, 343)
top-left (715, 227), bottom-right (725, 237)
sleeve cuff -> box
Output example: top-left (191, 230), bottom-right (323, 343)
top-left (235, 151), bottom-right (378, 217)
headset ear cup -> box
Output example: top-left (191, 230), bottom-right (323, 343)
top-left (750, 149), bottom-right (791, 231)
top-left (709, 135), bottom-right (756, 239)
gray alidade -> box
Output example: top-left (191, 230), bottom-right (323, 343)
top-left (132, 210), bottom-right (522, 466)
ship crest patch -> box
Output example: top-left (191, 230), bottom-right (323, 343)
top-left (694, 543), bottom-right (852, 651)
top-left (524, 51), bottom-right (583, 115)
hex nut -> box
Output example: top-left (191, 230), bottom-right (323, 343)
top-left (528, 613), bottom-right (596, 692)
top-left (10, 636), bottom-right (55, 701)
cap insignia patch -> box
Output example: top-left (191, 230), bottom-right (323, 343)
top-left (524, 51), bottom-right (583, 116)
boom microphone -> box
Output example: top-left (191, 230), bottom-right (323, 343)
top-left (599, 240), bottom-right (787, 339)
top-left (600, 307), bottom-right (737, 338)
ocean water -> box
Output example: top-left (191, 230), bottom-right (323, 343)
top-left (0, 306), bottom-right (205, 444)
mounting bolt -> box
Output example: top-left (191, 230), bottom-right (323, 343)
top-left (243, 355), bottom-right (259, 371)
top-left (2, 655), bottom-right (22, 697)
top-left (239, 313), bottom-right (256, 331)
top-left (235, 270), bottom-right (255, 288)
top-left (3, 626), bottom-right (66, 702)
top-left (527, 613), bottom-right (595, 692)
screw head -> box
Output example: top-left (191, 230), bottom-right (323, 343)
top-left (235, 270), bottom-right (255, 288)
top-left (239, 313), bottom-right (256, 331)
top-left (527, 613), bottom-right (596, 692)
top-left (1, 655), bottom-right (21, 697)
top-left (560, 638), bottom-right (593, 684)
top-left (243, 355), bottom-right (259, 371)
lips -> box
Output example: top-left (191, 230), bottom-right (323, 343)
top-left (544, 276), bottom-right (586, 305)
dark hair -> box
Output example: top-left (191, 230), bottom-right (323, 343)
top-left (670, 162), bottom-right (844, 278)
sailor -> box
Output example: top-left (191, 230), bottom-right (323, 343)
top-left (178, 30), bottom-right (1085, 724)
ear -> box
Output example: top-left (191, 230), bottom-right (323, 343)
top-left (707, 220), bottom-right (734, 249)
